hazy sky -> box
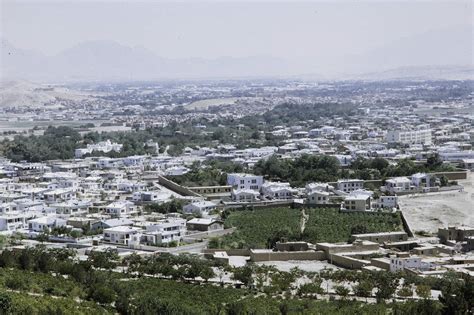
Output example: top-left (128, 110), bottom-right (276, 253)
top-left (1, 0), bottom-right (472, 60)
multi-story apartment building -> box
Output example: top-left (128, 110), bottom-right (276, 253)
top-left (227, 173), bottom-right (263, 191)
top-left (386, 127), bottom-right (432, 145)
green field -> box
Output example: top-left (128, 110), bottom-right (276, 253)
top-left (217, 207), bottom-right (404, 249)
top-left (302, 208), bottom-right (404, 243)
top-left (217, 207), bottom-right (302, 249)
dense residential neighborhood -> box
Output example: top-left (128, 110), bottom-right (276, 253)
top-left (0, 76), bottom-right (472, 313)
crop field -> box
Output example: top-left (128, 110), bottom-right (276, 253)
top-left (302, 208), bottom-right (404, 243)
top-left (220, 207), bottom-right (302, 249)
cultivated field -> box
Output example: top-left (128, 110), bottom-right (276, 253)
top-left (399, 173), bottom-right (474, 233)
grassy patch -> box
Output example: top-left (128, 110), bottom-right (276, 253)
top-left (218, 207), bottom-right (302, 249)
top-left (302, 208), bottom-right (404, 243)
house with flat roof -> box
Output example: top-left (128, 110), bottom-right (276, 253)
top-left (227, 173), bottom-right (263, 191)
top-left (336, 179), bottom-right (364, 193)
top-left (103, 226), bottom-right (142, 245)
top-left (186, 218), bottom-right (224, 232)
top-left (231, 189), bottom-right (260, 203)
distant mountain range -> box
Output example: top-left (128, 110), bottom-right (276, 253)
top-left (350, 65), bottom-right (474, 81)
top-left (1, 39), bottom-right (292, 81)
top-left (1, 25), bottom-right (472, 82)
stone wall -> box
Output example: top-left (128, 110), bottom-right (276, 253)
top-left (250, 250), bottom-right (325, 262)
top-left (329, 254), bottom-right (369, 269)
top-left (431, 170), bottom-right (468, 180)
top-left (157, 175), bottom-right (202, 197)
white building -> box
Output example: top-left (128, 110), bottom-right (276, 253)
top-left (43, 188), bottom-right (76, 203)
top-left (231, 189), bottom-right (260, 203)
top-left (183, 201), bottom-right (216, 216)
top-left (105, 201), bottom-right (135, 217)
top-left (307, 190), bottom-right (330, 205)
top-left (103, 226), bottom-right (141, 245)
top-left (227, 173), bottom-right (263, 191)
top-left (28, 216), bottom-right (67, 232)
top-left (439, 151), bottom-right (474, 162)
top-left (375, 195), bottom-right (399, 209)
top-left (389, 255), bottom-right (431, 272)
top-left (383, 177), bottom-right (413, 194)
top-left (342, 194), bottom-right (372, 211)
top-left (337, 179), bottom-right (364, 193)
top-left (386, 128), bottom-right (432, 145)
top-left (0, 213), bottom-right (29, 231)
top-left (164, 166), bottom-right (191, 176)
top-left (140, 218), bottom-right (187, 245)
top-left (261, 182), bottom-right (296, 200)
top-left (75, 140), bottom-right (123, 158)
top-left (52, 200), bottom-right (91, 216)
top-left (305, 183), bottom-right (331, 193)
top-left (411, 173), bottom-right (435, 189)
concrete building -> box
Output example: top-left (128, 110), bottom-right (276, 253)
top-left (342, 194), bottom-right (372, 211)
top-left (231, 189), bottom-right (260, 202)
top-left (261, 182), bottom-right (296, 200)
top-left (336, 179), bottom-right (364, 193)
top-left (383, 177), bottom-right (413, 194)
top-left (375, 195), bottom-right (399, 209)
top-left (386, 128), bottom-right (432, 145)
top-left (389, 255), bottom-right (431, 272)
top-left (186, 218), bottom-right (224, 232)
top-left (227, 173), bottom-right (263, 191)
top-left (28, 216), bottom-right (67, 232)
top-left (183, 201), bottom-right (216, 216)
top-left (103, 226), bottom-right (142, 245)
top-left (307, 190), bottom-right (330, 205)
top-left (351, 231), bottom-right (408, 244)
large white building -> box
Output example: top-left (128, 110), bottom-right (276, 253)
top-left (75, 140), bottom-right (123, 158)
top-left (386, 128), bottom-right (432, 145)
top-left (227, 173), bottom-right (263, 191)
top-left (382, 177), bottom-right (413, 194)
top-left (261, 182), bottom-right (296, 200)
top-left (337, 179), bottom-right (364, 193)
top-left (389, 255), bottom-right (431, 272)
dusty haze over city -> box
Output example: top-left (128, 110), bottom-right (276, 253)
top-left (1, 0), bottom-right (473, 81)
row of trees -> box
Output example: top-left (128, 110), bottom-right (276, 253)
top-left (0, 244), bottom-right (471, 314)
top-left (253, 154), bottom-right (455, 186)
top-left (254, 154), bottom-right (341, 186)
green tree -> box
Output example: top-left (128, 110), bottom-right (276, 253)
top-left (232, 265), bottom-right (254, 288)
top-left (416, 284), bottom-right (431, 299)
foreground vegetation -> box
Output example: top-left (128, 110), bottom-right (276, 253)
top-left (0, 245), bottom-right (470, 314)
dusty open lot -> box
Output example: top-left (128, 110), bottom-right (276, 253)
top-left (399, 173), bottom-right (474, 233)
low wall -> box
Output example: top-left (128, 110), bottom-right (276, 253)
top-left (295, 203), bottom-right (340, 209)
top-left (157, 175), bottom-right (202, 197)
top-left (430, 170), bottom-right (468, 181)
top-left (202, 249), bottom-right (251, 256)
top-left (316, 242), bottom-right (380, 255)
top-left (183, 228), bottom-right (235, 241)
top-left (399, 211), bottom-right (414, 237)
top-left (224, 200), bottom-right (293, 210)
top-left (250, 250), bottom-right (325, 262)
top-left (330, 254), bottom-right (368, 269)
top-left (370, 258), bottom-right (390, 270)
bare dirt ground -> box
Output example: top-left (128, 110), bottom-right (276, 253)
top-left (399, 173), bottom-right (474, 233)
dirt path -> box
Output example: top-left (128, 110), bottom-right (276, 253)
top-left (300, 208), bottom-right (309, 233)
